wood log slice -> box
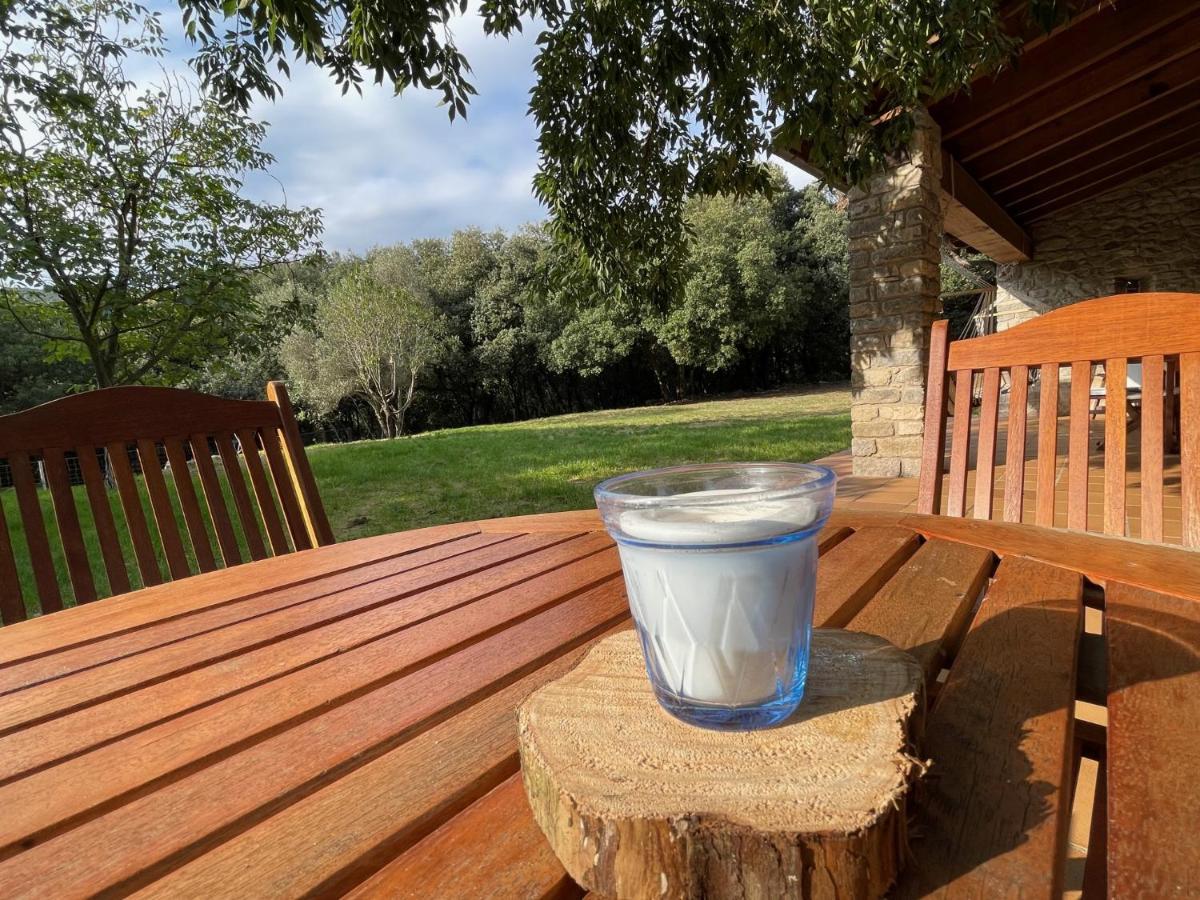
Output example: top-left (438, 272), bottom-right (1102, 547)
top-left (518, 628), bottom-right (924, 900)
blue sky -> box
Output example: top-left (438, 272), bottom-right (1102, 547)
top-left (141, 8), bottom-right (810, 253)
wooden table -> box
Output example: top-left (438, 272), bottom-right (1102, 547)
top-left (0, 508), bottom-right (1195, 898)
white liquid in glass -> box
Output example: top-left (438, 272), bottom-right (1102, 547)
top-left (616, 490), bottom-right (819, 705)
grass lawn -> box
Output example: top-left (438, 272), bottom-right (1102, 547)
top-left (1, 385), bottom-right (850, 615)
top-left (313, 385), bottom-right (851, 541)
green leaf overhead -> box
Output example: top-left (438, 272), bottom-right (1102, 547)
top-left (169, 0), bottom-right (1067, 300)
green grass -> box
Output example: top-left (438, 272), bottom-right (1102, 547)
top-left (1, 386), bottom-right (850, 616)
top-left (311, 385), bottom-right (850, 540)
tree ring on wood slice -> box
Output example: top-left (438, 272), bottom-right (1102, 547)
top-left (518, 628), bottom-right (925, 900)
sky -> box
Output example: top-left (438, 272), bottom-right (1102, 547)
top-left (140, 8), bottom-right (811, 254)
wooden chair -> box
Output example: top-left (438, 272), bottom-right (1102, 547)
top-left (917, 292), bottom-right (1199, 547)
top-left (0, 382), bottom-right (334, 624)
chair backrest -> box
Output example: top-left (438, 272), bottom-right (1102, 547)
top-left (0, 381), bottom-right (334, 623)
top-left (918, 292), bottom-right (1200, 547)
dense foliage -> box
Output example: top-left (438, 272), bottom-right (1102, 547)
top-left (162, 0), bottom-right (1066, 308)
top-left (199, 174), bottom-right (849, 441)
top-left (0, 0), bottom-right (321, 387)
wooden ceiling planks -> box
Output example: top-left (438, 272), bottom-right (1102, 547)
top-left (933, 1), bottom-right (1200, 252)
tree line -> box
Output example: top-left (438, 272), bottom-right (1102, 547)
top-left (192, 172), bottom-right (850, 441)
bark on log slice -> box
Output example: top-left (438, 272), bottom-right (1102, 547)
top-left (518, 629), bottom-right (924, 900)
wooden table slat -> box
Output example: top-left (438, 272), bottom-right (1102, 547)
top-left (0, 551), bottom-right (623, 846)
top-left (342, 773), bottom-right (576, 900)
top-left (0, 603), bottom-right (630, 897)
top-left (0, 532), bottom-right (568, 736)
top-left (812, 526), bottom-right (921, 627)
top-left (1105, 581), bottom-right (1200, 898)
top-left (0, 530), bottom-right (514, 695)
top-left (898, 555), bottom-right (1083, 898)
top-left (0, 524), bottom-right (485, 663)
top-left (847, 538), bottom-right (995, 685)
top-left (0, 537), bottom-right (617, 784)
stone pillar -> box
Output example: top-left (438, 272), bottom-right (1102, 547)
top-left (846, 108), bottom-right (944, 478)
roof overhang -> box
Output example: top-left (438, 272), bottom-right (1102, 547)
top-left (778, 0), bottom-right (1200, 264)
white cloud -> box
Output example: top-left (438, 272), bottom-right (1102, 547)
top-left (242, 17), bottom-right (545, 252)
top-left (136, 7), bottom-right (544, 252)
top-left (136, 6), bottom-right (814, 253)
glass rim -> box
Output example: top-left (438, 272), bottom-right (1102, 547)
top-left (593, 461), bottom-right (836, 510)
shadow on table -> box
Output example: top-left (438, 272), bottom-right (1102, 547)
top-left (893, 599), bottom-right (1199, 896)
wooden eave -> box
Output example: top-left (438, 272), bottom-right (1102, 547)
top-left (777, 0), bottom-right (1200, 264)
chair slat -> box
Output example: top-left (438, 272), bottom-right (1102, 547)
top-left (1067, 361), bottom-right (1092, 531)
top-left (946, 371), bottom-right (974, 517)
top-left (1003, 365), bottom-right (1029, 523)
top-left (1181, 352), bottom-right (1200, 548)
top-left (1165, 356), bottom-right (1179, 452)
top-left (214, 434), bottom-right (268, 561)
top-left (918, 296), bottom-right (1200, 545)
top-left (972, 367), bottom-right (1001, 520)
top-left (7, 450), bottom-right (62, 613)
top-left (163, 438), bottom-right (217, 573)
top-left (259, 427), bottom-right (313, 552)
top-left (0, 500), bottom-right (27, 624)
top-left (191, 435), bottom-right (242, 567)
top-left (41, 448), bottom-right (97, 604)
top-left (234, 429), bottom-right (290, 556)
top-left (1035, 363), bottom-right (1059, 527)
top-left (267, 382), bottom-right (335, 546)
top-left (105, 442), bottom-right (163, 587)
top-left (917, 320), bottom-right (950, 516)
top-left (76, 447), bottom-right (131, 596)
top-left (136, 439), bottom-right (190, 580)
top-left (1140, 355), bottom-right (1165, 543)
top-left (1103, 358), bottom-right (1128, 537)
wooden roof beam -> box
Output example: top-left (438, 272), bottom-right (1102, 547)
top-left (775, 141), bottom-right (1032, 264)
top-left (999, 103), bottom-right (1200, 208)
top-left (940, 151), bottom-right (1031, 264)
top-left (965, 47), bottom-right (1200, 182)
top-left (772, 143), bottom-right (842, 189)
top-left (1016, 140), bottom-right (1200, 222)
top-left (949, 13), bottom-right (1200, 166)
top-left (933, 0), bottom-right (1195, 141)
top-left (984, 80), bottom-right (1200, 196)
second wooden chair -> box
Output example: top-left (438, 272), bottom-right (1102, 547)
top-left (917, 292), bottom-right (1198, 547)
top-left (0, 381), bottom-right (333, 624)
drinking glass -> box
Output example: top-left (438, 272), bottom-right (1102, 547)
top-left (594, 462), bottom-right (836, 730)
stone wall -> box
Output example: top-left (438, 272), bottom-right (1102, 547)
top-left (995, 154), bottom-right (1200, 329)
top-left (847, 109), bottom-right (943, 477)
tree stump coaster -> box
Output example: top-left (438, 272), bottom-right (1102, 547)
top-left (518, 629), bottom-right (924, 899)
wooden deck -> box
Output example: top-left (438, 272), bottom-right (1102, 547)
top-left (825, 410), bottom-right (1186, 546)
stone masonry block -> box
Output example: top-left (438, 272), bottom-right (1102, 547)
top-left (854, 387), bottom-right (902, 404)
top-left (875, 435), bottom-right (924, 458)
top-left (851, 438), bottom-right (879, 457)
top-left (877, 403), bottom-right (926, 421)
top-left (852, 420), bottom-right (895, 438)
top-left (853, 456), bottom-right (903, 478)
